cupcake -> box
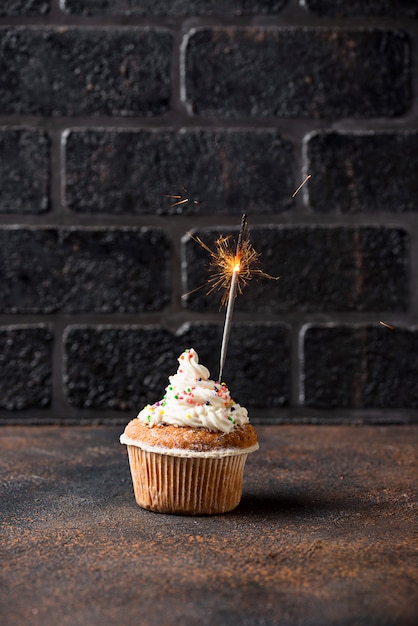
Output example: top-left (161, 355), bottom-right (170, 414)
top-left (120, 348), bottom-right (258, 515)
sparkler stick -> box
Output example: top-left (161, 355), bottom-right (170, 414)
top-left (218, 214), bottom-right (247, 382)
top-left (187, 214), bottom-right (279, 379)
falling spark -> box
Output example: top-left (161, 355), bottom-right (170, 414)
top-left (379, 321), bottom-right (395, 330)
top-left (292, 174), bottom-right (312, 198)
top-left (164, 187), bottom-right (199, 208)
top-left (218, 214), bottom-right (247, 382)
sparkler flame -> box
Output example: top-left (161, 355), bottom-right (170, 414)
top-left (190, 214), bottom-right (279, 381)
top-left (192, 228), bottom-right (278, 308)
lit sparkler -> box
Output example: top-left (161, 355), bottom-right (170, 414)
top-left (191, 215), bottom-right (279, 381)
top-left (218, 214), bottom-right (247, 382)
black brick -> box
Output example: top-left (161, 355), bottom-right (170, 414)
top-left (0, 1), bottom-right (49, 15)
top-left (0, 326), bottom-right (52, 410)
top-left (63, 0), bottom-right (288, 16)
top-left (182, 226), bottom-right (408, 313)
top-left (0, 28), bottom-right (173, 117)
top-left (64, 323), bottom-right (290, 410)
top-left (0, 228), bottom-right (170, 313)
top-left (0, 129), bottom-right (49, 214)
top-left (64, 327), bottom-right (177, 410)
top-left (184, 29), bottom-right (410, 119)
top-left (305, 0), bottom-right (418, 18)
top-left (306, 131), bottom-right (418, 214)
top-left (303, 325), bottom-right (418, 409)
top-left (64, 129), bottom-right (294, 215)
top-left (179, 323), bottom-right (290, 409)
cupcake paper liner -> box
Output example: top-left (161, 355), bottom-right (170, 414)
top-left (126, 445), bottom-right (249, 515)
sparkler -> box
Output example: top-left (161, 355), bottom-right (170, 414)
top-left (218, 214), bottom-right (247, 382)
top-left (191, 215), bottom-right (279, 382)
top-left (182, 172), bottom-right (312, 380)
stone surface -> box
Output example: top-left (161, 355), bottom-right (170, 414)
top-left (0, 128), bottom-right (49, 214)
top-left (306, 131), bottom-right (418, 213)
top-left (62, 0), bottom-right (289, 15)
top-left (182, 226), bottom-right (409, 313)
top-left (0, 228), bottom-right (170, 313)
top-left (0, 28), bottom-right (173, 116)
top-left (303, 325), bottom-right (418, 408)
top-left (0, 424), bottom-right (417, 625)
top-left (184, 29), bottom-right (410, 118)
top-left (64, 323), bottom-right (290, 410)
top-left (64, 129), bottom-right (294, 215)
top-left (0, 326), bottom-right (52, 410)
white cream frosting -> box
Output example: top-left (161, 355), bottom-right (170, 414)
top-left (136, 348), bottom-right (249, 434)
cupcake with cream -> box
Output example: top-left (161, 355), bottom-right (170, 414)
top-left (120, 348), bottom-right (258, 515)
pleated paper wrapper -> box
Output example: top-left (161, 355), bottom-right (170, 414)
top-left (125, 443), bottom-right (255, 515)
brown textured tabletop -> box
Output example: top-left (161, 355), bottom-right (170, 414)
top-left (0, 424), bottom-right (417, 626)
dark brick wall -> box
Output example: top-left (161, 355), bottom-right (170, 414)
top-left (0, 0), bottom-right (416, 425)
top-left (185, 29), bottom-right (410, 118)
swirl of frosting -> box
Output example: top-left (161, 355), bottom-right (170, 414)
top-left (136, 348), bottom-right (249, 434)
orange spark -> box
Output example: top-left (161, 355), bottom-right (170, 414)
top-left (379, 321), bottom-right (395, 330)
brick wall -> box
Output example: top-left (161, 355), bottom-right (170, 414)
top-left (0, 0), bottom-right (417, 425)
